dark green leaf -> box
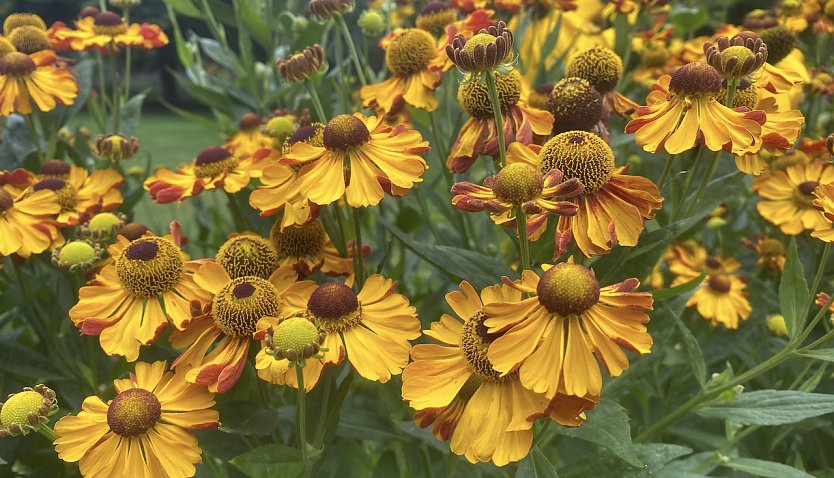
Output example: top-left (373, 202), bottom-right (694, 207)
top-left (652, 272), bottom-right (706, 302)
top-left (371, 450), bottom-right (400, 478)
top-left (666, 300), bottom-right (707, 386)
top-left (559, 443), bottom-right (692, 477)
top-left (515, 445), bottom-right (557, 478)
top-left (119, 93), bottom-right (146, 136)
top-left (230, 444), bottom-right (304, 478)
top-left (798, 349), bottom-right (834, 362)
top-left (553, 400), bottom-right (641, 467)
top-left (670, 5), bottom-right (709, 33)
top-left (697, 390), bottom-right (834, 425)
top-left (0, 340), bottom-right (62, 380)
top-left (780, 238), bottom-right (809, 339)
top-left (161, 0), bottom-right (202, 18)
top-left (719, 457), bottom-right (815, 478)
top-left (217, 401), bottom-right (282, 436)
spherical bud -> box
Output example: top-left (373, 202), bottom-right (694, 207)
top-left (446, 21), bottom-right (514, 73)
top-left (95, 134), bottom-right (140, 162)
top-left (309, 0), bottom-right (353, 20)
top-left (52, 240), bottom-right (102, 272)
top-left (357, 9), bottom-right (386, 36)
top-left (704, 33), bottom-right (767, 78)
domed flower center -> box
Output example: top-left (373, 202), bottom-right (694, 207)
top-left (120, 223), bottom-right (150, 241)
top-left (721, 83), bottom-right (758, 109)
top-left (79, 6), bottom-right (101, 19)
top-left (459, 311), bottom-right (505, 382)
top-left (669, 62), bottom-right (722, 97)
top-left (0, 391), bottom-right (45, 428)
top-left (59, 241), bottom-right (97, 265)
top-left (115, 237), bottom-right (184, 297)
top-left (106, 388), bottom-right (161, 437)
top-left (539, 131), bottom-right (615, 194)
top-left (306, 282), bottom-right (361, 332)
top-left (270, 220), bottom-right (326, 259)
top-left (0, 51), bottom-right (36, 77)
top-left (536, 263), bottom-right (600, 316)
top-left (217, 234), bottom-right (279, 279)
top-left (213, 276), bottom-right (279, 337)
top-left (386, 28), bottom-right (436, 76)
top-left (92, 11), bottom-right (128, 37)
top-left (758, 238), bottom-right (784, 256)
top-left (3, 13), bottom-right (47, 36)
top-left (322, 114), bottom-right (371, 151)
top-left (0, 190), bottom-right (14, 214)
top-left (492, 163), bottom-right (543, 204)
top-left (33, 178), bottom-right (78, 211)
top-left (546, 77), bottom-right (602, 134)
top-left (270, 316), bottom-right (324, 359)
top-left (416, 2), bottom-right (456, 33)
top-left (238, 112), bottom-right (261, 131)
top-left (759, 26), bottom-right (795, 65)
top-left (566, 46), bottom-right (623, 93)
top-left (707, 274), bottom-right (731, 293)
top-left (798, 181), bottom-right (820, 196)
top-left (194, 147), bottom-right (240, 178)
top-left (288, 123), bottom-right (325, 148)
top-left (263, 116), bottom-right (296, 140)
top-left (642, 47), bottom-right (671, 68)
top-left (39, 160), bottom-right (72, 179)
top-left (0, 38), bottom-right (15, 59)
top-left (719, 45), bottom-right (756, 76)
top-left (463, 33), bottom-right (498, 59)
top-left (9, 26), bottom-right (50, 54)
top-left (458, 69), bottom-right (522, 119)
top-left (705, 257), bottom-right (723, 272)
top-left (88, 212), bottom-right (123, 234)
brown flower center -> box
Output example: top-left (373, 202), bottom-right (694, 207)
top-left (386, 28), bottom-right (436, 75)
top-left (306, 282), bottom-right (361, 333)
top-left (115, 237), bottom-right (184, 297)
top-left (217, 234), bottom-right (279, 279)
top-left (566, 46), bottom-right (623, 94)
top-left (669, 62), bottom-right (722, 97)
top-left (213, 276), bottom-right (280, 337)
top-left (92, 11), bottom-right (128, 37)
top-left (707, 274), bottom-right (731, 293)
top-left (193, 147), bottom-right (240, 178)
top-left (539, 131), bottom-right (614, 194)
top-left (9, 25), bottom-right (50, 54)
top-left (33, 178), bottom-right (78, 211)
top-left (546, 77), bottom-right (603, 134)
top-left (0, 190), bottom-right (13, 214)
top-left (106, 388), bottom-right (161, 437)
top-left (459, 311), bottom-right (505, 382)
top-left (536, 263), bottom-right (600, 316)
top-left (39, 160), bottom-right (72, 179)
top-left (0, 51), bottom-right (36, 77)
top-left (322, 114), bottom-right (371, 151)
top-left (270, 220), bottom-right (326, 259)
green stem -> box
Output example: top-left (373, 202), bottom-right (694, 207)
top-left (515, 206), bottom-right (531, 271)
top-left (415, 188), bottom-right (441, 242)
top-left (304, 79), bottom-right (328, 122)
top-left (673, 147), bottom-right (703, 221)
top-left (351, 207), bottom-right (366, 288)
top-left (295, 366), bottom-right (309, 477)
top-left (724, 77), bottom-right (739, 109)
top-left (124, 10), bottom-right (132, 100)
top-left (332, 203), bottom-right (350, 257)
top-left (335, 14), bottom-right (367, 87)
top-left (225, 191), bottom-right (251, 231)
top-left (108, 45), bottom-right (121, 133)
top-left (658, 153), bottom-right (676, 189)
top-left (37, 424), bottom-right (59, 442)
top-left (484, 71), bottom-right (507, 167)
top-left (805, 242), bottom-right (830, 322)
top-left (312, 368), bottom-right (333, 449)
top-left (685, 150), bottom-right (721, 216)
top-left (24, 114), bottom-right (44, 164)
top-left (87, 338), bottom-right (98, 393)
top-left (428, 110), bottom-right (452, 189)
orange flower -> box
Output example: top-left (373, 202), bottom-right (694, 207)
top-left (0, 50), bottom-right (77, 115)
top-left (50, 11), bottom-right (168, 51)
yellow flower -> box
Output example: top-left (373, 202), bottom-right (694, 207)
top-left (144, 146), bottom-right (263, 203)
top-left (506, 133), bottom-right (663, 256)
top-left (752, 161), bottom-right (834, 235)
top-left (687, 273), bottom-right (751, 329)
top-left (282, 113), bottom-right (429, 207)
top-left (54, 361), bottom-right (219, 478)
top-left (28, 161), bottom-right (123, 227)
top-left (224, 113), bottom-right (278, 159)
top-left (626, 62), bottom-right (766, 155)
top-left (664, 241), bottom-right (740, 285)
top-left (69, 235), bottom-right (210, 361)
top-left (483, 263), bottom-right (653, 398)
top-left (0, 50), bottom-right (77, 115)
top-left (0, 169), bottom-right (62, 258)
top-left (402, 281), bottom-right (597, 466)
top-left (50, 11), bottom-right (168, 51)
top-left (361, 28), bottom-right (444, 114)
top-left (812, 182), bottom-right (834, 242)
top-left (269, 219), bottom-right (354, 278)
top-left (281, 275), bottom-right (421, 382)
top-left (170, 262), bottom-right (298, 393)
top-left (741, 234), bottom-right (786, 271)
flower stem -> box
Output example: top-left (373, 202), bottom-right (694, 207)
top-left (304, 79), bottom-right (328, 122)
top-left (37, 424), bottom-right (59, 442)
top-left (24, 114), bottom-right (44, 164)
top-left (335, 14), bottom-right (368, 87)
top-left (225, 191), bottom-right (251, 231)
top-left (108, 45), bottom-right (121, 133)
top-left (515, 206), bottom-right (531, 271)
top-left (658, 153), bottom-right (676, 189)
top-left (685, 149), bottom-right (721, 216)
top-left (725, 77), bottom-right (739, 109)
top-left (295, 365), bottom-right (310, 477)
top-left (484, 70), bottom-right (507, 167)
top-left (312, 367), bottom-right (333, 449)
top-left (351, 207), bottom-right (366, 288)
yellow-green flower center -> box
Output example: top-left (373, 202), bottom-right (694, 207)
top-left (536, 263), bottom-right (600, 316)
top-left (386, 28), bottom-right (436, 76)
top-left (3, 13), bottom-right (47, 36)
top-left (719, 45), bottom-right (756, 77)
top-left (306, 282), bottom-right (361, 333)
top-left (458, 69), bottom-right (521, 119)
top-left (566, 46), bottom-right (623, 93)
top-left (459, 311), bottom-right (505, 382)
top-left (758, 238), bottom-right (784, 256)
top-left (115, 237), bottom-right (184, 297)
top-left (464, 33), bottom-right (498, 59)
top-left (9, 26), bottom-right (49, 54)
top-left (492, 163), bottom-right (543, 204)
top-left (0, 391), bottom-right (44, 428)
top-left (193, 147), bottom-right (240, 178)
top-left (270, 316), bottom-right (322, 357)
top-left (270, 220), bottom-right (326, 259)
top-left (539, 131), bottom-right (615, 194)
top-left (88, 212), bottom-right (123, 234)
top-left (322, 114), bottom-right (371, 151)
top-left (106, 388), bottom-right (161, 437)
top-left (217, 234), bottom-right (279, 279)
top-left (358, 9), bottom-right (386, 36)
top-left (262, 116), bottom-right (296, 140)
top-left (416, 2), bottom-right (456, 34)
top-left (213, 276), bottom-right (280, 337)
top-left (59, 241), bottom-right (97, 265)
top-left (642, 47), bottom-right (671, 68)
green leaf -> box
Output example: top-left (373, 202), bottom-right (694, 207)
top-left (230, 444), bottom-right (304, 478)
top-left (161, 0), bottom-right (202, 17)
top-left (652, 272), bottom-right (706, 302)
top-left (216, 401), bottom-right (282, 436)
top-left (798, 349), bottom-right (834, 362)
top-left (666, 300), bottom-right (707, 387)
top-left (553, 400), bottom-right (641, 467)
top-left (697, 390), bottom-right (834, 425)
top-left (238, 0), bottom-right (270, 49)
top-left (719, 457), bottom-right (815, 478)
top-left (559, 443), bottom-right (692, 477)
top-left (0, 339), bottom-right (62, 380)
top-left (515, 445), bottom-right (557, 478)
top-left (371, 450), bottom-right (400, 478)
top-left (119, 93), bottom-right (146, 137)
top-left (780, 238), bottom-right (809, 339)
top-left (379, 217), bottom-right (514, 289)
top-left (669, 5), bottom-right (708, 34)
